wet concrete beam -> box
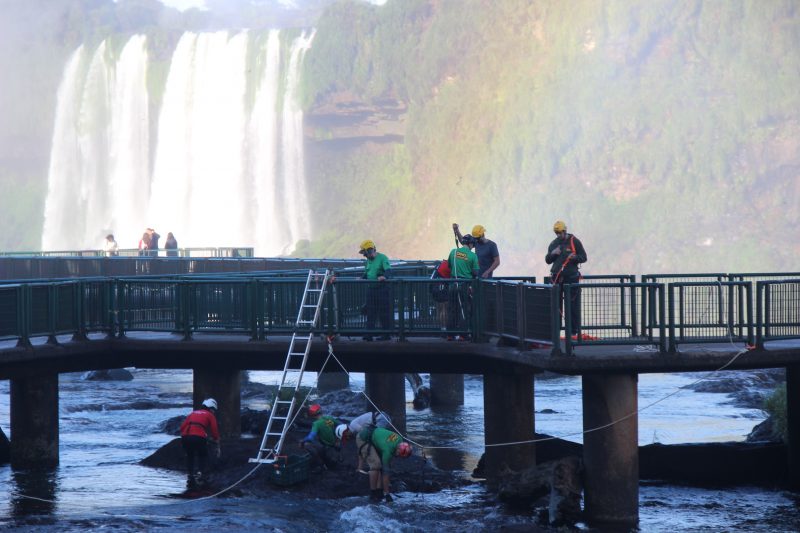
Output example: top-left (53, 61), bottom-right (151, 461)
top-left (483, 371), bottom-right (535, 479)
top-left (317, 370), bottom-right (350, 393)
top-left (193, 368), bottom-right (241, 439)
top-left (365, 372), bottom-right (406, 434)
top-left (582, 373), bottom-right (639, 526)
top-left (430, 373), bottom-right (464, 407)
top-left (10, 373), bottom-right (59, 468)
top-left (787, 365), bottom-right (800, 490)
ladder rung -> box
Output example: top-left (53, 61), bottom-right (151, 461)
top-left (302, 304), bottom-right (317, 308)
top-left (275, 400), bottom-right (293, 405)
top-left (289, 352), bottom-right (306, 356)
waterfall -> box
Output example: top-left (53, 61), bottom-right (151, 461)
top-left (42, 30), bottom-right (314, 255)
top-left (281, 30), bottom-right (316, 250)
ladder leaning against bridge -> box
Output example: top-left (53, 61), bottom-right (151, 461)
top-left (250, 269), bottom-right (331, 464)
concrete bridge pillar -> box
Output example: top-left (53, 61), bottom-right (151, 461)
top-left (582, 373), bottom-right (639, 526)
top-left (483, 371), bottom-right (535, 479)
top-left (317, 369), bottom-right (349, 393)
top-left (430, 374), bottom-right (464, 407)
top-left (787, 365), bottom-right (800, 490)
top-left (365, 372), bottom-right (406, 434)
top-left (193, 368), bottom-right (241, 439)
top-left (10, 373), bottom-right (59, 468)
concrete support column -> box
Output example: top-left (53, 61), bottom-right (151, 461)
top-left (430, 373), bottom-right (464, 407)
top-left (317, 370), bottom-right (350, 393)
top-left (787, 365), bottom-right (800, 490)
top-left (194, 368), bottom-right (241, 439)
top-left (582, 373), bottom-right (639, 526)
top-left (10, 373), bottom-right (59, 468)
top-left (483, 371), bottom-right (535, 479)
top-left (365, 372), bottom-right (406, 434)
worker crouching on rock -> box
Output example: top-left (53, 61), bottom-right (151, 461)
top-left (356, 426), bottom-right (413, 503)
top-left (180, 398), bottom-right (220, 489)
top-left (300, 404), bottom-right (340, 473)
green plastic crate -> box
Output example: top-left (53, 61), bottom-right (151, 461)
top-left (267, 454), bottom-right (310, 486)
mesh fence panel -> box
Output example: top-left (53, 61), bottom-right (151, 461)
top-left (761, 280), bottom-right (800, 341)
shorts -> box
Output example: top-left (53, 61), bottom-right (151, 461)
top-left (356, 434), bottom-right (383, 472)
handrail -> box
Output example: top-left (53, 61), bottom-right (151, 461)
top-left (2, 274), bottom-right (798, 353)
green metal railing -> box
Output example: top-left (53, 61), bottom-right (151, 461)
top-left (1, 273), bottom-right (798, 354)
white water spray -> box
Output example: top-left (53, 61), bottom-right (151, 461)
top-left (42, 30), bottom-right (314, 255)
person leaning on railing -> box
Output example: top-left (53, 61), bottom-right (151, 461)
top-left (546, 220), bottom-right (588, 338)
top-left (359, 239), bottom-right (392, 341)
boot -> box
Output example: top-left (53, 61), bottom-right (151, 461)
top-left (186, 474), bottom-right (198, 490)
top-left (369, 488), bottom-right (382, 502)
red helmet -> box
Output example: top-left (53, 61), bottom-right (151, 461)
top-left (308, 404), bottom-right (322, 416)
top-left (397, 442), bottom-right (412, 458)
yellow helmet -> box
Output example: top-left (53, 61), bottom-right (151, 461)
top-left (359, 240), bottom-right (376, 253)
top-left (471, 225), bottom-right (485, 238)
top-left (553, 220), bottom-right (567, 233)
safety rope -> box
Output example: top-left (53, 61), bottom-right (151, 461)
top-left (324, 330), bottom-right (754, 451)
top-left (11, 336), bottom-right (338, 509)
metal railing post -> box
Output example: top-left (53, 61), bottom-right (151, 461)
top-left (516, 281), bottom-right (525, 348)
top-left (398, 280), bottom-right (406, 342)
top-left (745, 282), bottom-right (754, 346)
top-left (668, 284), bottom-right (676, 352)
top-left (564, 284), bottom-right (573, 356)
top-left (550, 284), bottom-right (562, 356)
top-left (658, 284), bottom-right (666, 352)
top-left (756, 281), bottom-right (764, 348)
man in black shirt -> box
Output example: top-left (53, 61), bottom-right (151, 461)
top-left (545, 220), bottom-right (587, 337)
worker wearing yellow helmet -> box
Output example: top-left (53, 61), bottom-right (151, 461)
top-left (452, 223), bottom-right (501, 278)
top-left (359, 239), bottom-right (392, 341)
top-left (545, 220), bottom-right (588, 338)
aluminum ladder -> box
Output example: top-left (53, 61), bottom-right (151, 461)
top-left (250, 269), bottom-right (331, 464)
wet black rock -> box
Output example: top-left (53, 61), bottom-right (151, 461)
top-left (0, 427), bottom-right (9, 465)
top-left (82, 369), bottom-right (134, 381)
top-left (141, 431), bottom-right (465, 500)
top-left (639, 441), bottom-right (787, 486)
top-left (314, 389), bottom-right (369, 421)
top-left (497, 456), bottom-right (582, 527)
top-left (746, 417), bottom-right (779, 443)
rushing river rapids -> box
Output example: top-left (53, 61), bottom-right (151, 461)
top-left (0, 370), bottom-right (798, 531)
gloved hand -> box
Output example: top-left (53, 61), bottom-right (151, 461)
top-left (384, 493), bottom-right (393, 503)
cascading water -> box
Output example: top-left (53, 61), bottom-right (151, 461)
top-left (41, 30), bottom-right (314, 255)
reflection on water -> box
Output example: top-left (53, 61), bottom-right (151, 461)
top-left (11, 468), bottom-right (57, 517)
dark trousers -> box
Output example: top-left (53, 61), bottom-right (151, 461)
top-left (447, 282), bottom-right (472, 330)
top-left (365, 285), bottom-right (392, 331)
top-left (181, 435), bottom-right (208, 476)
top-left (556, 275), bottom-right (581, 336)
top-left (303, 441), bottom-right (337, 469)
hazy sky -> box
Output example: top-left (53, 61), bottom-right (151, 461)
top-left (158, 0), bottom-right (387, 11)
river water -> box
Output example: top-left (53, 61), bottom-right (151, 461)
top-left (0, 367), bottom-right (798, 531)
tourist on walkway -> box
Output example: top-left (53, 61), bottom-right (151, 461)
top-left (446, 234), bottom-right (479, 338)
top-left (165, 232), bottom-right (178, 257)
top-left (356, 426), bottom-right (412, 503)
top-left (300, 404), bottom-right (340, 472)
top-left (545, 220), bottom-right (587, 338)
top-left (103, 234), bottom-right (118, 257)
top-left (453, 223), bottom-right (500, 278)
top-left (359, 239), bottom-right (392, 341)
top-left (179, 398), bottom-right (220, 489)
top-left (147, 228), bottom-right (160, 257)
top-left (138, 231), bottom-right (151, 256)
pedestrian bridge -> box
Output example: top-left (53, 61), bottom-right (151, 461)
top-left (1, 254), bottom-right (799, 526)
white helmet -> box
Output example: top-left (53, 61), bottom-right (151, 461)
top-left (335, 424), bottom-right (348, 440)
top-left (202, 398), bottom-right (218, 410)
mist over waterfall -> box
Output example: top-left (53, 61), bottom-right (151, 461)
top-left (41, 30), bottom-right (314, 256)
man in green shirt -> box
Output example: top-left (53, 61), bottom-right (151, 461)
top-left (446, 235), bottom-right (479, 338)
top-left (300, 404), bottom-right (340, 471)
top-left (359, 239), bottom-right (392, 341)
top-left (356, 426), bottom-right (413, 503)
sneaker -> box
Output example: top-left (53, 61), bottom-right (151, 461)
top-left (384, 493), bottom-right (393, 503)
top-left (369, 489), bottom-right (382, 502)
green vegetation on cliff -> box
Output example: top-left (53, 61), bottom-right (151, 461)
top-left (301, 0), bottom-right (800, 275)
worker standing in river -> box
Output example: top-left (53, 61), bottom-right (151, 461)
top-left (179, 398), bottom-right (220, 489)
